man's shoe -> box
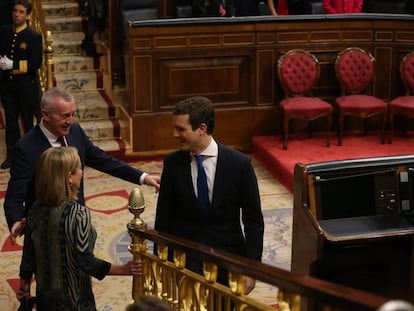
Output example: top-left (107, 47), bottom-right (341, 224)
top-left (1, 158), bottom-right (10, 169)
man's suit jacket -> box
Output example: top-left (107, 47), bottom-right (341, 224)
top-left (4, 122), bottom-right (144, 230)
top-left (155, 143), bottom-right (264, 262)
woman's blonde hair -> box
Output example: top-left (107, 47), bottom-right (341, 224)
top-left (35, 147), bottom-right (81, 205)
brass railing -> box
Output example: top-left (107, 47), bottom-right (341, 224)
top-left (126, 188), bottom-right (399, 311)
top-left (30, 0), bottom-right (54, 91)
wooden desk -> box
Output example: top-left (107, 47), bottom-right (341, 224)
top-left (319, 214), bottom-right (414, 242)
top-left (292, 155), bottom-right (414, 303)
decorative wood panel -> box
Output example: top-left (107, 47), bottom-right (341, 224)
top-left (132, 56), bottom-right (152, 113)
top-left (157, 56), bottom-right (250, 110)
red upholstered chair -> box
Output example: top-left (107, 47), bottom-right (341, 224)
top-left (389, 52), bottom-right (414, 143)
top-left (277, 49), bottom-right (333, 150)
top-left (334, 47), bottom-right (388, 145)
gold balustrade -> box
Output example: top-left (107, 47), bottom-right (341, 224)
top-left (30, 0), bottom-right (53, 92)
top-left (126, 187), bottom-right (397, 311)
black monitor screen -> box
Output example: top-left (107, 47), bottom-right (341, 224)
top-left (313, 169), bottom-right (398, 220)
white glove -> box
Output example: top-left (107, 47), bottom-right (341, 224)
top-left (0, 56), bottom-right (13, 70)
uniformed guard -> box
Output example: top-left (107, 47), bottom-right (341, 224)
top-left (0, 0), bottom-right (42, 169)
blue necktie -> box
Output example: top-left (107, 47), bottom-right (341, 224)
top-left (195, 155), bottom-right (210, 212)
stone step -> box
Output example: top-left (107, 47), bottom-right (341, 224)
top-left (42, 0), bottom-right (77, 3)
top-left (72, 91), bottom-right (116, 120)
top-left (52, 31), bottom-right (84, 41)
top-left (45, 16), bottom-right (82, 32)
top-left (90, 139), bottom-right (131, 154)
top-left (43, 0), bottom-right (129, 156)
top-left (52, 42), bottom-right (83, 55)
top-left (78, 118), bottom-right (127, 141)
top-left (95, 139), bottom-right (130, 153)
top-left (51, 31), bottom-right (84, 55)
top-left (53, 71), bottom-right (104, 91)
top-left (54, 55), bottom-right (98, 73)
top-left (42, 2), bottom-right (78, 18)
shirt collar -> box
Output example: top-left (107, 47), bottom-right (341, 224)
top-left (39, 119), bottom-right (60, 143)
top-left (192, 138), bottom-right (218, 157)
top-left (14, 23), bottom-right (28, 33)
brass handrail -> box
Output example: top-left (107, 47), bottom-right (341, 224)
top-left (126, 188), bottom-right (399, 311)
top-left (30, 0), bottom-right (53, 92)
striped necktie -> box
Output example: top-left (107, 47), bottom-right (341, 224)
top-left (56, 136), bottom-right (67, 147)
top-left (195, 154), bottom-right (210, 212)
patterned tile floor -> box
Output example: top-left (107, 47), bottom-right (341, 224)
top-left (0, 129), bottom-right (293, 310)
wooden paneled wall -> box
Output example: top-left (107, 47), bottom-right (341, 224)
top-left (125, 15), bottom-right (414, 153)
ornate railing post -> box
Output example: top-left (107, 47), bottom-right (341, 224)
top-left (127, 188), bottom-right (147, 303)
top-left (44, 31), bottom-right (54, 91)
top-left (30, 0), bottom-right (52, 92)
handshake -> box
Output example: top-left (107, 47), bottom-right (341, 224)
top-left (0, 55), bottom-right (13, 70)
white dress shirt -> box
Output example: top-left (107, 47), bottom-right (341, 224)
top-left (191, 138), bottom-right (218, 203)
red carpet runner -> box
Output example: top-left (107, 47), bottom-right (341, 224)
top-left (252, 133), bottom-right (414, 192)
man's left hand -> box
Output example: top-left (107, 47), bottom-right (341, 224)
top-left (10, 218), bottom-right (26, 245)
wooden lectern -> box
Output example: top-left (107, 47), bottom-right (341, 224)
top-left (291, 155), bottom-right (414, 303)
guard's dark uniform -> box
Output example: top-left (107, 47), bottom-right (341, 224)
top-left (0, 22), bottom-right (42, 162)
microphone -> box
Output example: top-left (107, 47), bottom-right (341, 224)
top-left (128, 188), bottom-right (147, 229)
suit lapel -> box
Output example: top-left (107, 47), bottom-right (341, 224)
top-left (183, 152), bottom-right (196, 196)
top-left (34, 125), bottom-right (53, 148)
top-left (211, 145), bottom-right (225, 208)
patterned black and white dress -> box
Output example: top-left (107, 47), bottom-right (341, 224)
top-left (20, 200), bottom-right (111, 311)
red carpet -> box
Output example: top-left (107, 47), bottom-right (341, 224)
top-left (252, 133), bottom-right (414, 192)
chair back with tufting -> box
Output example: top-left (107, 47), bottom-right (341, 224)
top-left (277, 49), bottom-right (333, 150)
top-left (334, 47), bottom-right (387, 145)
top-left (389, 52), bottom-right (414, 143)
top-left (400, 52), bottom-right (414, 95)
top-left (279, 49), bottom-right (319, 97)
top-left (335, 47), bottom-right (375, 95)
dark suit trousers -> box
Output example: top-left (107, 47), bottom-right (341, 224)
top-left (0, 76), bottom-right (41, 158)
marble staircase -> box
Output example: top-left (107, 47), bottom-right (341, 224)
top-left (41, 0), bottom-right (130, 156)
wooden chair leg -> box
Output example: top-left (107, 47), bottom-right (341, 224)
top-left (338, 115), bottom-right (343, 146)
top-left (363, 118), bottom-right (368, 136)
top-left (388, 111), bottom-right (393, 144)
top-left (308, 120), bottom-right (313, 138)
top-left (326, 115), bottom-right (332, 147)
top-left (283, 118), bottom-right (289, 150)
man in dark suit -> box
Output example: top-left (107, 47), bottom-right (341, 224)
top-left (154, 96), bottom-right (264, 294)
top-left (0, 0), bottom-right (43, 169)
top-left (4, 87), bottom-right (161, 244)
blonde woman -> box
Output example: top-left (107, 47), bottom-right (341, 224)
top-left (17, 147), bottom-right (142, 310)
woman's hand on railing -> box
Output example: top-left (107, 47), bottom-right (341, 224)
top-left (244, 276), bottom-right (256, 295)
top-left (109, 259), bottom-right (142, 276)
